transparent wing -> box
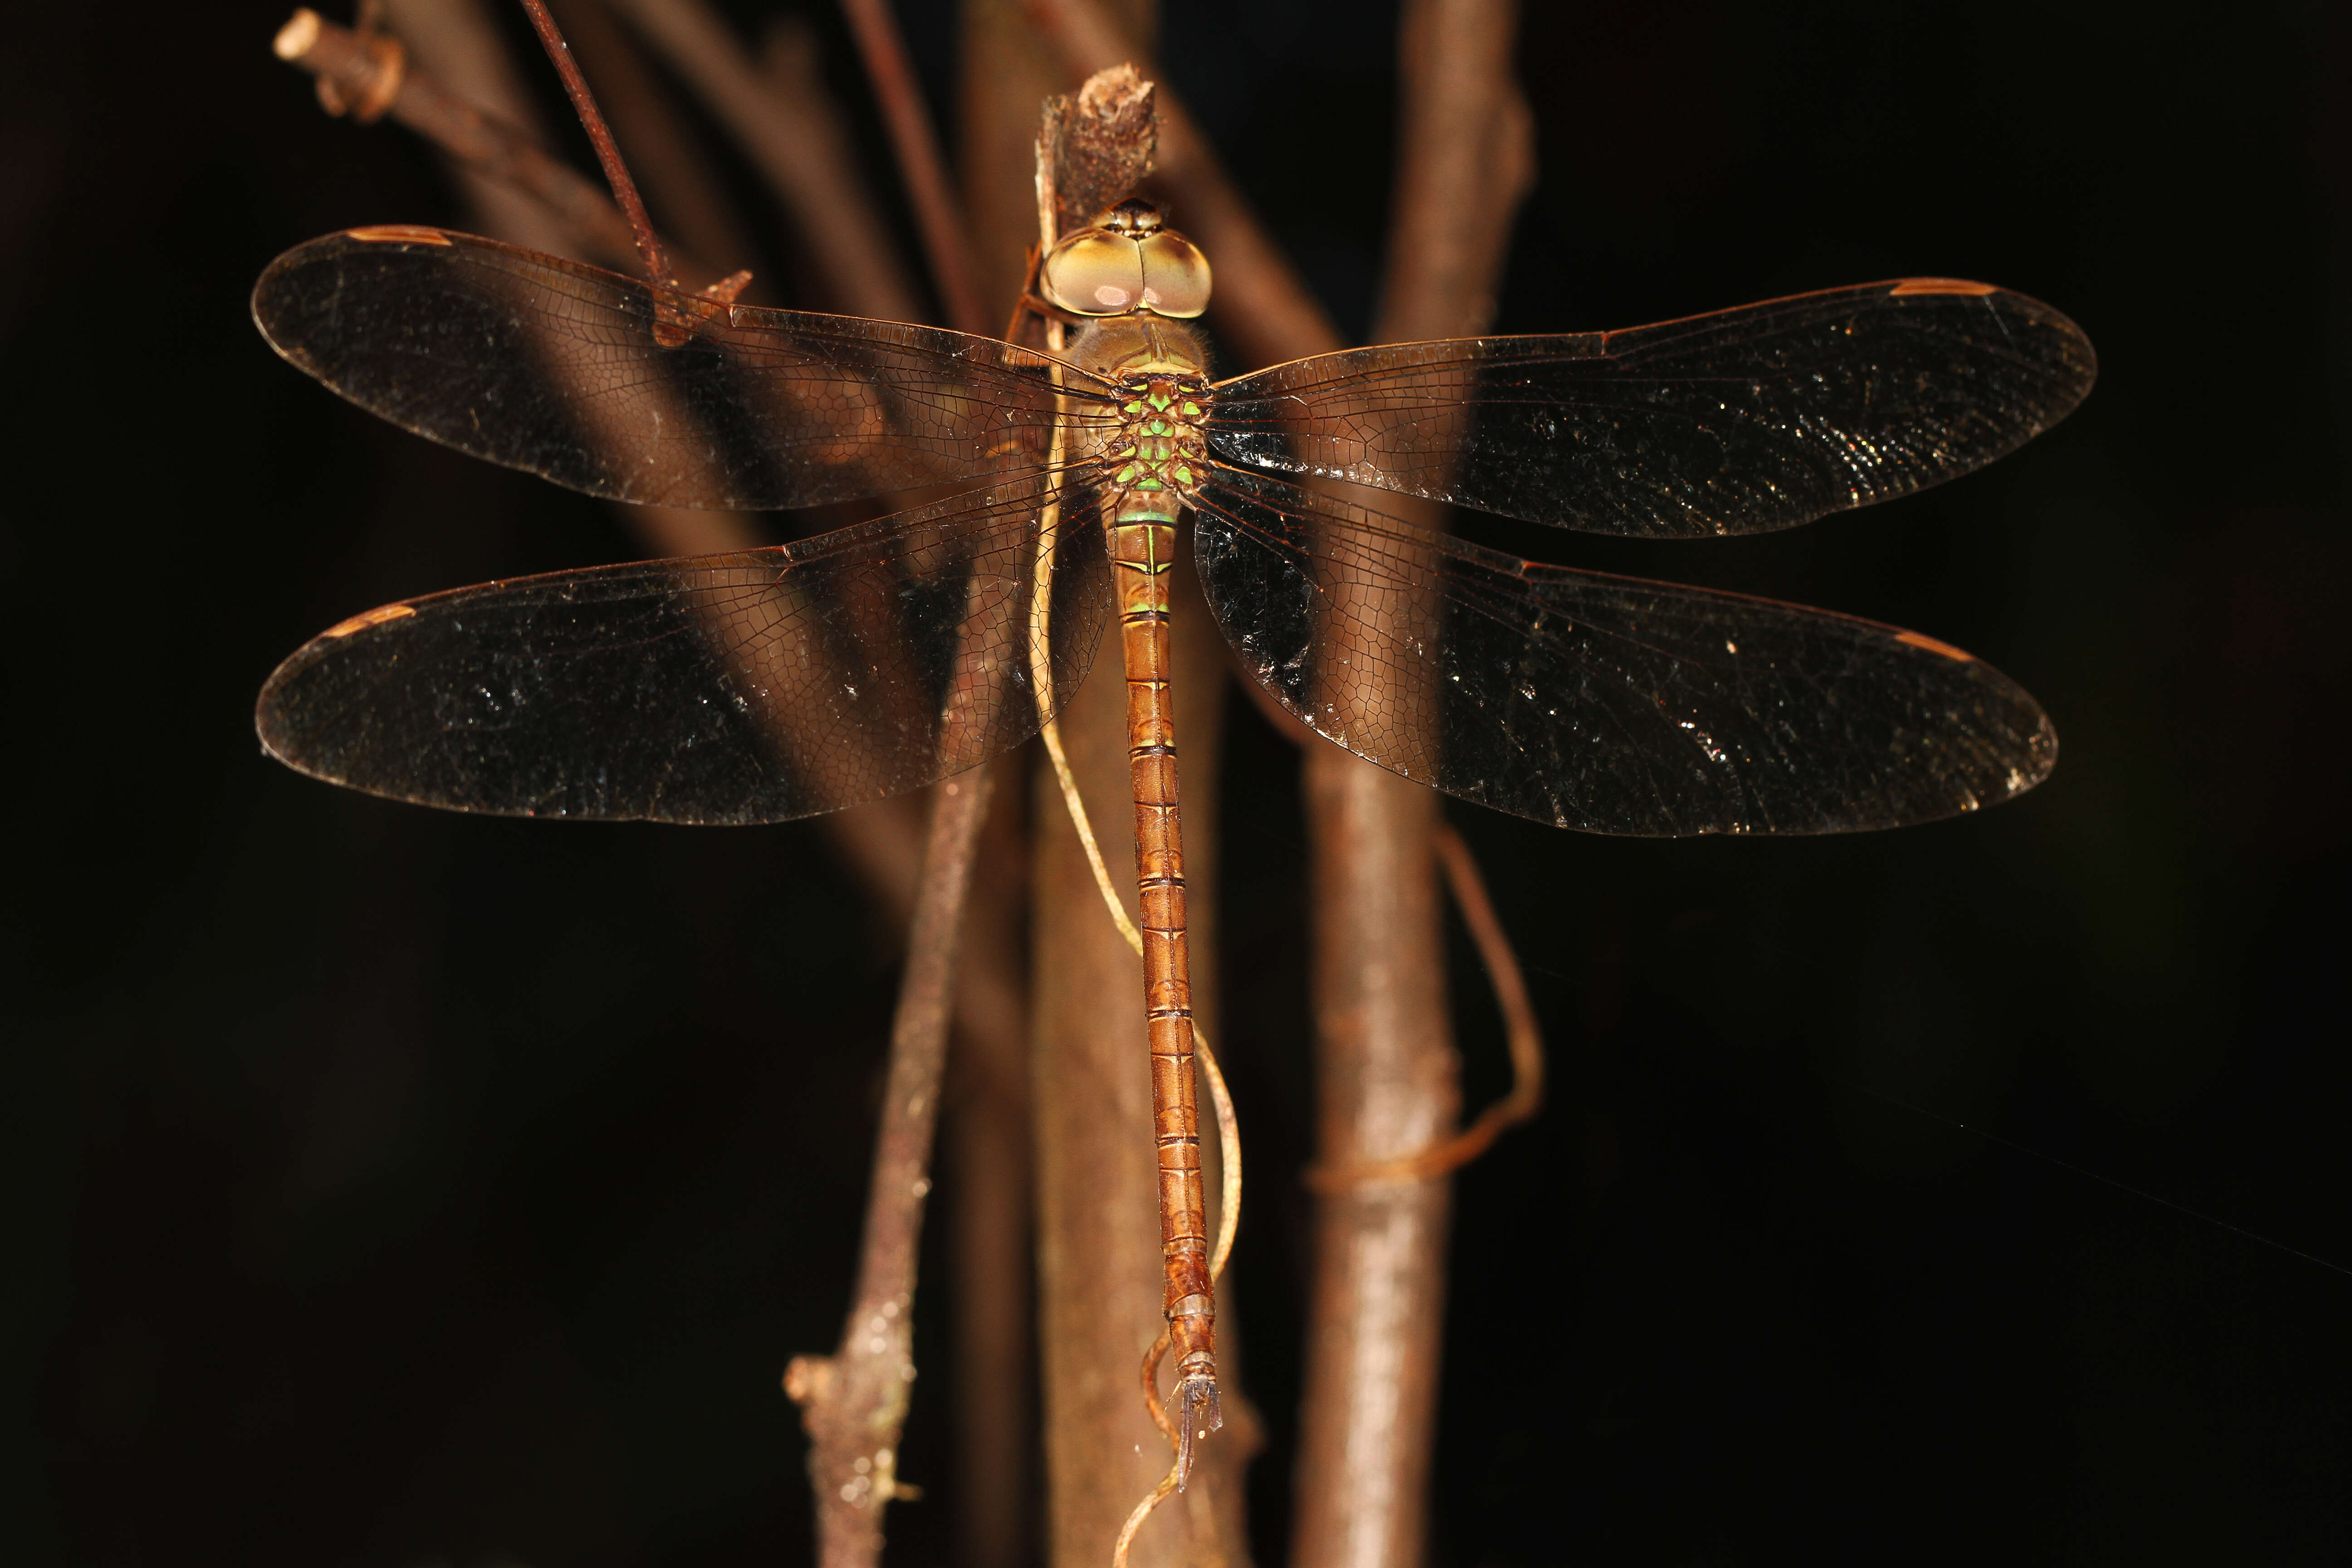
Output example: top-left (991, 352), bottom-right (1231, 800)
top-left (257, 475), bottom-right (1111, 823)
top-left (1192, 468), bottom-right (2055, 834)
top-left (1207, 280), bottom-right (2094, 538)
top-left (251, 227), bottom-right (1122, 510)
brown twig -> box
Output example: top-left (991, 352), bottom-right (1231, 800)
top-left (558, 7), bottom-right (1034, 1555)
top-left (838, 0), bottom-right (989, 335)
top-left (1039, 62), bottom-right (1158, 241)
top-left (515, 0), bottom-right (674, 285)
top-left (1290, 9), bottom-right (1535, 1568)
top-left (785, 763), bottom-right (995, 1568)
top-left (1303, 825), bottom-right (1544, 1190)
top-left (599, 0), bottom-right (925, 323)
top-left (1368, 0), bottom-right (1537, 347)
top-left (299, 4), bottom-right (405, 120)
top-left (277, 8), bottom-right (647, 278)
top-left (546, 0), bottom-right (766, 289)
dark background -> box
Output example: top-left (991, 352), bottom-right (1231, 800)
top-left (6, 0), bottom-right (2348, 1563)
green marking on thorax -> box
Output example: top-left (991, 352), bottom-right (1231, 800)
top-left (1102, 366), bottom-right (1208, 540)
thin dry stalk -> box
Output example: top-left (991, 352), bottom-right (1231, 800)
top-left (1303, 825), bottom-right (1544, 1190)
top-left (276, 8), bottom-right (652, 279)
top-left (600, 0), bottom-right (926, 322)
top-left (1292, 8), bottom-right (1534, 1568)
top-left (505, 9), bottom-right (1035, 1556)
top-left (545, 0), bottom-right (766, 286)
top-left (341, 4), bottom-right (760, 544)
top-left (336, 0), bottom-right (772, 558)
top-left (976, 0), bottom-right (1539, 1558)
top-left (785, 764), bottom-right (997, 1568)
top-left (515, 0), bottom-right (675, 283)
top-left (838, 0), bottom-right (990, 334)
top-left (1291, 761), bottom-right (1454, 1568)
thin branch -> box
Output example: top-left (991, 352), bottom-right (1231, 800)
top-left (601, 0), bottom-right (926, 322)
top-left (978, 5), bottom-right (1537, 1565)
top-left (838, 0), bottom-right (989, 334)
top-left (1022, 68), bottom-right (1250, 1511)
top-left (1290, 9), bottom-right (1535, 1568)
top-left (786, 765), bottom-right (996, 1568)
top-left (547, 0), bottom-right (766, 289)
top-left (515, 0), bottom-right (674, 284)
top-left (1369, 0), bottom-right (1537, 346)
top-left (277, 9), bottom-right (643, 278)
top-left (1303, 824), bottom-right (1544, 1190)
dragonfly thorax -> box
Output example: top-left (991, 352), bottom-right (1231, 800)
top-left (1067, 316), bottom-right (1212, 524)
top-left (1101, 372), bottom-right (1211, 525)
top-left (1064, 314), bottom-right (1209, 382)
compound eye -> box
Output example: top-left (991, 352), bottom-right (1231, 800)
top-left (1041, 231), bottom-right (1147, 316)
top-left (1136, 231), bottom-right (1211, 318)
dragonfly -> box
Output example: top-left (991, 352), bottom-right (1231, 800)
top-left (250, 202), bottom-right (2094, 1482)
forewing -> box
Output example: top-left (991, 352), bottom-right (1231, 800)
top-left (252, 228), bottom-right (1114, 509)
top-left (257, 476), bottom-right (1111, 823)
top-left (1207, 281), bottom-right (2094, 538)
top-left (1192, 469), bottom-right (2054, 834)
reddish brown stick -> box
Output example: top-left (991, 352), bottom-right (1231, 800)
top-left (601, 0), bottom-right (926, 323)
top-left (982, 36), bottom-right (1257, 1566)
top-left (1304, 824), bottom-right (1545, 1190)
top-left (990, 0), bottom-right (1537, 1558)
top-left (515, 0), bottom-right (675, 285)
top-left (838, 0), bottom-right (990, 335)
top-left (786, 765), bottom-right (997, 1568)
top-left (276, 9), bottom-right (647, 278)
top-left (545, 0), bottom-right (767, 287)
top-left (1293, 7), bottom-right (1534, 1568)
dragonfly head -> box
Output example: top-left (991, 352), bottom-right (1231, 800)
top-left (1040, 199), bottom-right (1212, 320)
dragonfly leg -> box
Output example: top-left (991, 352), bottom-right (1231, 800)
top-left (1110, 517), bottom-right (1222, 1488)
